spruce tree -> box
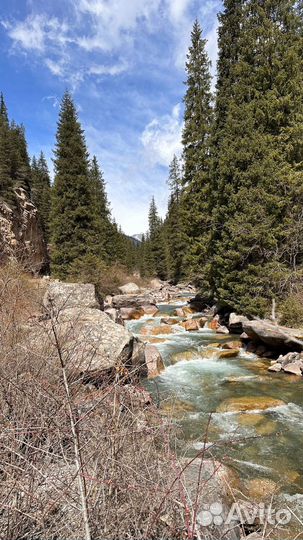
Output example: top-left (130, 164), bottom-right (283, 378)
top-left (210, 0), bottom-right (303, 316)
top-left (0, 94), bottom-right (14, 204)
top-left (31, 152), bottom-right (51, 241)
top-left (148, 197), bottom-right (167, 279)
top-left (9, 123), bottom-right (32, 194)
top-left (50, 92), bottom-right (98, 279)
top-left (89, 156), bottom-right (112, 261)
top-left (181, 20), bottom-right (213, 284)
top-left (166, 156), bottom-right (185, 282)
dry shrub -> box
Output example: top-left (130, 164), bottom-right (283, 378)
top-left (279, 289), bottom-right (303, 328)
top-left (68, 255), bottom-right (150, 297)
top-left (0, 265), bottom-right (186, 539)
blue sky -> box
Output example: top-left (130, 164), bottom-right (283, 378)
top-left (1, 0), bottom-right (222, 234)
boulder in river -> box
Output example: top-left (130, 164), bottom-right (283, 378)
top-left (142, 304), bottom-right (159, 316)
top-left (181, 319), bottom-right (199, 332)
top-left (217, 396), bottom-right (285, 413)
top-left (120, 307), bottom-right (145, 320)
top-left (283, 362), bottom-right (303, 376)
top-left (161, 317), bottom-right (180, 325)
top-left (216, 325), bottom-right (230, 335)
top-left (243, 320), bottom-right (303, 350)
top-left (228, 313), bottom-right (249, 334)
top-left (144, 344), bottom-right (165, 378)
top-left (218, 349), bottom-right (240, 359)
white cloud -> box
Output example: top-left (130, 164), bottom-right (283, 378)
top-left (141, 104), bottom-right (183, 167)
top-left (5, 14), bottom-right (47, 51)
top-left (167, 0), bottom-right (192, 24)
top-left (45, 59), bottom-right (65, 77)
top-left (76, 0), bottom-right (162, 52)
top-left (88, 62), bottom-right (128, 76)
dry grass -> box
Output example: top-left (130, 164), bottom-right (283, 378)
top-left (0, 264), bottom-right (185, 539)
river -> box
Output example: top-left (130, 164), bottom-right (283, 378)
top-left (127, 296), bottom-right (303, 533)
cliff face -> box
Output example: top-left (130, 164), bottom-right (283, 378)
top-left (0, 187), bottom-right (48, 273)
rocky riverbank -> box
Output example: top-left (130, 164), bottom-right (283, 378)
top-left (107, 284), bottom-right (303, 379)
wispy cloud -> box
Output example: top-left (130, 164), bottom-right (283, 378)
top-left (2, 0), bottom-right (222, 233)
top-left (141, 104), bottom-right (183, 167)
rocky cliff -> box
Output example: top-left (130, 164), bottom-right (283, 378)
top-left (0, 187), bottom-right (48, 273)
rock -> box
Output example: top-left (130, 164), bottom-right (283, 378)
top-left (104, 295), bottom-right (113, 307)
top-left (228, 313), bottom-right (249, 334)
top-left (243, 320), bottom-right (303, 350)
top-left (160, 399), bottom-right (196, 417)
top-left (216, 325), bottom-right (229, 335)
top-left (255, 345), bottom-right (268, 356)
top-left (143, 336), bottom-right (167, 344)
top-left (161, 317), bottom-right (179, 325)
top-left (175, 308), bottom-right (185, 317)
top-left (277, 351), bottom-right (300, 366)
top-left (240, 332), bottom-right (249, 340)
top-left (208, 342), bottom-right (222, 348)
top-left (104, 308), bottom-right (122, 324)
top-left (182, 459), bottom-right (241, 540)
top-left (43, 282), bottom-right (101, 312)
top-left (111, 294), bottom-right (154, 309)
top-left (171, 350), bottom-right (199, 364)
top-left (150, 278), bottom-right (163, 290)
top-left (217, 396), bottom-right (285, 413)
top-left (182, 306), bottom-right (195, 316)
top-left (209, 318), bottom-right (220, 330)
top-left (246, 341), bottom-right (257, 353)
top-left (283, 362), bottom-right (303, 376)
top-left (120, 307), bottom-right (145, 320)
top-left (144, 344), bottom-right (165, 378)
top-left (181, 319), bottom-right (199, 332)
top-left (118, 282), bottom-right (140, 294)
top-left (151, 326), bottom-right (174, 336)
top-left (222, 341), bottom-right (242, 350)
top-left (142, 304), bottom-right (159, 316)
top-left (218, 349), bottom-right (240, 359)
top-left (246, 478), bottom-right (278, 501)
top-left (25, 307), bottom-right (146, 381)
top-left (198, 316), bottom-right (208, 328)
top-left (268, 362), bottom-right (282, 372)
top-left (224, 375), bottom-right (260, 384)
top-left (0, 187), bottom-right (48, 273)
top-left (255, 420), bottom-right (277, 436)
top-left (238, 413), bottom-right (265, 427)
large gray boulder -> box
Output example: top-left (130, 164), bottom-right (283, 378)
top-left (228, 313), bottom-right (249, 334)
top-left (44, 282), bottom-right (101, 312)
top-left (118, 282), bottom-right (140, 294)
top-left (243, 320), bottom-right (303, 350)
top-left (26, 306), bottom-right (146, 380)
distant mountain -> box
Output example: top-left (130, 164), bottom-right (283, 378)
top-left (125, 234), bottom-right (142, 247)
top-left (132, 233), bottom-right (144, 242)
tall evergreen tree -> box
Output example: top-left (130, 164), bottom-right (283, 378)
top-left (9, 123), bottom-right (32, 194)
top-left (50, 92), bottom-right (99, 279)
top-left (0, 94), bottom-right (14, 204)
top-left (148, 197), bottom-right (167, 279)
top-left (166, 156), bottom-right (185, 282)
top-left (31, 152), bottom-right (51, 241)
top-left (89, 155), bottom-right (112, 261)
top-left (210, 0), bottom-right (303, 316)
top-left (181, 20), bottom-right (213, 283)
